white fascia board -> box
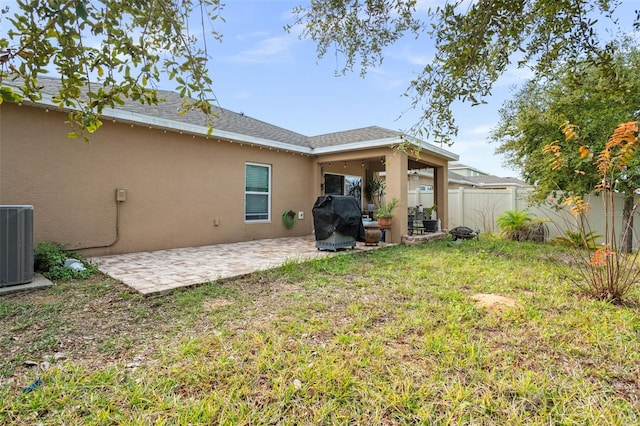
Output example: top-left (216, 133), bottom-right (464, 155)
top-left (313, 137), bottom-right (459, 161)
top-left (112, 108), bottom-right (314, 154)
top-left (401, 134), bottom-right (460, 161)
top-left (312, 138), bottom-right (400, 154)
top-left (17, 93), bottom-right (315, 154)
top-left (13, 87), bottom-right (458, 160)
top-left (210, 128), bottom-right (313, 154)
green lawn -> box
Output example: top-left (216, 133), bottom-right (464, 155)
top-left (1, 237), bottom-right (639, 425)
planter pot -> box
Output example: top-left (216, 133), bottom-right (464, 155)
top-left (363, 221), bottom-right (382, 246)
top-left (377, 217), bottom-right (392, 228)
top-left (422, 219), bottom-right (438, 233)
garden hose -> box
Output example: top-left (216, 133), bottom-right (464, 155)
top-left (282, 210), bottom-right (296, 229)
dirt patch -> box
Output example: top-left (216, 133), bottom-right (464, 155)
top-left (202, 298), bottom-right (233, 312)
top-left (271, 282), bottom-right (303, 292)
top-left (0, 275), bottom-right (179, 386)
top-left (470, 293), bottom-right (518, 312)
top-left (1, 270), bottom-right (318, 388)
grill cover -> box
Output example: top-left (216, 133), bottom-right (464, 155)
top-left (312, 195), bottom-right (365, 242)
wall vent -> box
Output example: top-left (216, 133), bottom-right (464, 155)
top-left (1, 205), bottom-right (34, 287)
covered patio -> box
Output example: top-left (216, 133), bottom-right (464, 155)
top-left (313, 132), bottom-right (459, 243)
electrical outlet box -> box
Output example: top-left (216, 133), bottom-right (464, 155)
top-left (298, 211), bottom-right (304, 220)
top-left (116, 189), bottom-right (127, 202)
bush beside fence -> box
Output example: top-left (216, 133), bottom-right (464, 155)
top-left (409, 188), bottom-right (640, 247)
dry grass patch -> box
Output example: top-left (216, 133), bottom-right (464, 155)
top-left (471, 293), bottom-right (519, 312)
top-left (1, 237), bottom-right (639, 424)
top-left (202, 298), bottom-right (234, 312)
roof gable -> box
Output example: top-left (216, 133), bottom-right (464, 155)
top-left (309, 126), bottom-right (402, 148)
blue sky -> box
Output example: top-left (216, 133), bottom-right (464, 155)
top-left (207, 1), bottom-right (524, 177)
top-left (203, 0), bottom-right (638, 177)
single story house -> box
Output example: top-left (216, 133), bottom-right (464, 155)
top-left (0, 78), bottom-right (458, 256)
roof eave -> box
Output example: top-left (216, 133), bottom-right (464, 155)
top-left (312, 138), bottom-right (399, 154)
top-left (9, 86), bottom-right (458, 161)
top-left (13, 93), bottom-right (315, 155)
top-left (403, 135), bottom-right (459, 161)
top-left (313, 137), bottom-right (459, 161)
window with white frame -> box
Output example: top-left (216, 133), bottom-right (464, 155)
top-left (245, 163), bottom-right (271, 221)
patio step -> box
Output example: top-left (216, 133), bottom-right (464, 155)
top-left (401, 232), bottom-right (447, 246)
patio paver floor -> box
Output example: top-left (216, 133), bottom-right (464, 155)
top-left (91, 235), bottom-right (386, 295)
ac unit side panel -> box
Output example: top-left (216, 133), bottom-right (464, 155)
top-left (0, 205), bottom-right (34, 287)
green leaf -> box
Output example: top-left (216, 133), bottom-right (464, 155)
top-left (75, 1), bottom-right (88, 20)
top-left (0, 86), bottom-right (24, 103)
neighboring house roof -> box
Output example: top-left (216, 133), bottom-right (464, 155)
top-left (384, 169), bottom-right (476, 185)
top-left (409, 169), bottom-right (477, 186)
top-left (404, 168), bottom-right (529, 187)
top-left (464, 175), bottom-right (530, 188)
top-left (446, 161), bottom-right (528, 186)
top-left (449, 162), bottom-right (490, 176)
top-left (3, 77), bottom-right (458, 160)
top-left (447, 171), bottom-right (478, 186)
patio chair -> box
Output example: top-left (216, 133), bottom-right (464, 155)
top-left (408, 214), bottom-right (424, 235)
top-left (408, 214), bottom-right (415, 236)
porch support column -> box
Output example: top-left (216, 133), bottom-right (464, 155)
top-left (312, 161), bottom-right (323, 202)
top-left (385, 150), bottom-right (408, 242)
top-left (434, 164), bottom-right (448, 229)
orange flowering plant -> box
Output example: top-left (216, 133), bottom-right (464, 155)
top-left (543, 121), bottom-right (640, 302)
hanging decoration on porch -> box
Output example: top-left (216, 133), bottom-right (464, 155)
top-left (282, 210), bottom-right (297, 229)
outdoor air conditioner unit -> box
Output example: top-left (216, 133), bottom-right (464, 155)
top-left (1, 205), bottom-right (34, 287)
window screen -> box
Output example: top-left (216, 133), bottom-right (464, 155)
top-left (245, 163), bottom-right (271, 221)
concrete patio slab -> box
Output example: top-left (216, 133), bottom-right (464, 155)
top-left (0, 274), bottom-right (53, 296)
top-left (91, 235), bottom-right (385, 295)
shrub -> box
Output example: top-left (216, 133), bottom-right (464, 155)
top-left (555, 229), bottom-right (601, 249)
top-left (34, 241), bottom-right (68, 272)
top-left (496, 209), bottom-right (547, 242)
top-left (34, 241), bottom-right (96, 281)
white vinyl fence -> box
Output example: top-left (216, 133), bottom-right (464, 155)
top-left (410, 187), bottom-right (640, 246)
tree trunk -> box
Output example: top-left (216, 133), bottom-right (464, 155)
top-left (621, 195), bottom-right (634, 253)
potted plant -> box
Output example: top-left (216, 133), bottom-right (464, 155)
top-left (365, 178), bottom-right (385, 208)
top-left (376, 197), bottom-right (399, 227)
top-left (425, 204), bottom-right (437, 219)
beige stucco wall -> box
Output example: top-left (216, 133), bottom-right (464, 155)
top-left (0, 103), bottom-right (315, 255)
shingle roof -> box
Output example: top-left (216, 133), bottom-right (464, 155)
top-left (449, 162), bottom-right (489, 174)
top-left (414, 169), bottom-right (477, 185)
top-left (5, 77), bottom-right (438, 153)
top-left (413, 167), bottom-right (527, 184)
top-left (465, 175), bottom-right (529, 187)
top-left (27, 78), bottom-right (311, 147)
top-left (447, 171), bottom-right (475, 184)
top-left (309, 126), bottom-right (402, 148)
